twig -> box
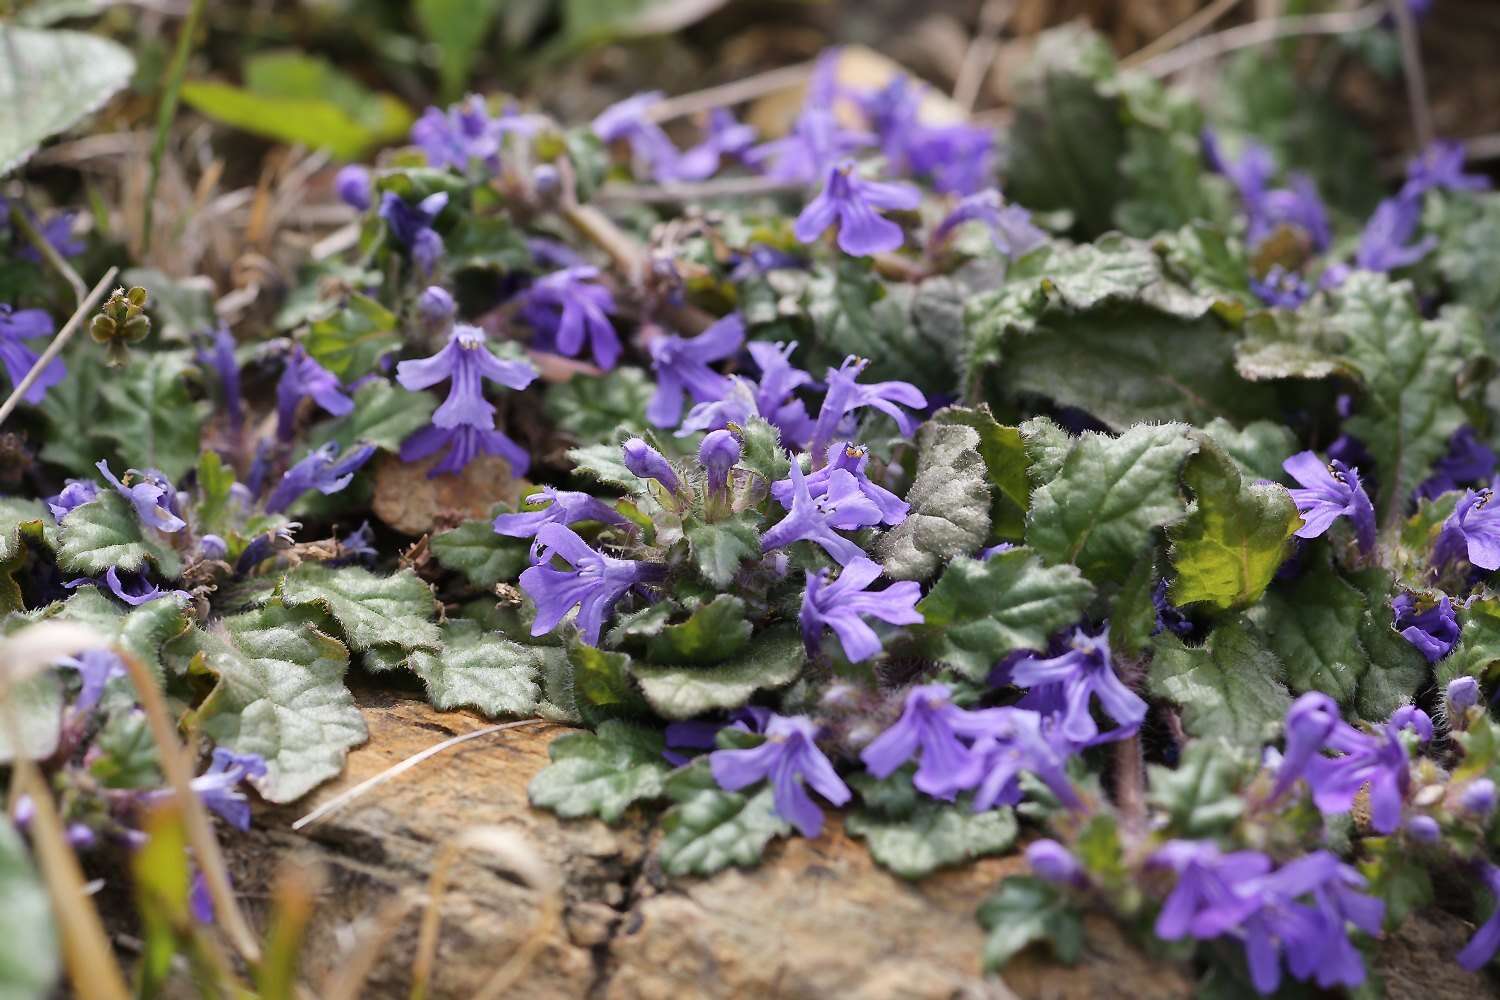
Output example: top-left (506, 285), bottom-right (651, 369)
top-left (0, 266), bottom-right (117, 431)
top-left (1388, 0), bottom-right (1434, 150)
top-left (142, 0), bottom-right (205, 255)
top-left (644, 62), bottom-right (818, 123)
top-left (8, 201), bottom-right (87, 304)
top-left (594, 174), bottom-right (804, 205)
top-left (1136, 3), bottom-right (1386, 79)
top-left (1121, 0), bottom-right (1243, 69)
top-left (952, 0), bottom-right (1015, 113)
top-left (291, 720), bottom-right (551, 832)
top-left (560, 203), bottom-right (647, 283)
top-left (115, 650), bottom-right (263, 966)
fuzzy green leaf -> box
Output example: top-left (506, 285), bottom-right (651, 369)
top-left (644, 595), bottom-right (752, 665)
top-left (631, 625), bottom-right (802, 720)
top-left (544, 367), bottom-right (654, 445)
top-left (1027, 423), bottom-right (1197, 586)
top-left (97, 351), bottom-right (206, 482)
top-left (429, 511), bottom-right (529, 588)
top-left (846, 771), bottom-right (1016, 879)
top-left (407, 619), bottom-right (541, 717)
top-left (565, 442), bottom-right (636, 489)
top-left (735, 416), bottom-right (790, 485)
top-left (188, 604), bottom-right (366, 802)
top-left (302, 293), bottom-right (401, 380)
top-left (1200, 418), bottom-right (1297, 484)
top-left (915, 550), bottom-right (1094, 679)
top-left (932, 405), bottom-right (1030, 541)
top-left (54, 491), bottom-right (182, 579)
top-left (875, 421), bottom-right (991, 581)
top-left (273, 564), bottom-right (440, 653)
top-left (1168, 436), bottom-right (1299, 611)
top-left (978, 876), bottom-right (1084, 971)
top-left (1147, 741), bottom-right (1248, 838)
top-left (1440, 598), bottom-right (1500, 688)
top-left (306, 379), bottom-right (436, 453)
top-left (0, 500), bottom-right (47, 613)
top-left (685, 513), bottom-right (761, 589)
top-left (527, 720), bottom-right (668, 824)
top-left (0, 25), bottom-right (134, 176)
top-left (658, 766), bottom-right (790, 877)
top-left (48, 586), bottom-right (188, 684)
top-left (0, 673), bottom-right (62, 764)
top-left (1148, 619), bottom-right (1291, 747)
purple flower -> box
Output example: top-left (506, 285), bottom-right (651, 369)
top-left (699, 429), bottom-right (740, 498)
top-left (1009, 627), bottom-right (1146, 746)
top-left (793, 162), bottom-right (921, 257)
top-left (1417, 426), bottom-right (1497, 500)
top-left (519, 523), bottom-right (660, 645)
top-left (1151, 579), bottom-right (1192, 638)
top-left (1250, 176), bottom-right (1331, 252)
top-left (418, 285), bottom-right (456, 322)
top-left (1026, 840), bottom-right (1084, 886)
top-left (189, 871), bottom-right (214, 924)
top-left (621, 438), bottom-right (682, 495)
top-left (1151, 840), bottom-right (1273, 942)
top-left (276, 346), bottom-right (353, 441)
top-left (907, 124), bottom-right (997, 196)
top-left (747, 341), bottom-right (815, 446)
top-left (1355, 194), bottom-right (1435, 272)
top-left (1204, 131), bottom-right (1275, 215)
top-left (264, 442), bottom-right (376, 514)
top-left (931, 189), bottom-right (1046, 260)
top-left (760, 458), bottom-right (883, 565)
top-left (96, 460), bottom-right (185, 533)
top-left (522, 266), bottom-right (620, 369)
top-left (400, 422), bottom-right (530, 477)
top-left (56, 649), bottom-right (125, 716)
top-left (0, 305), bottom-right (63, 404)
top-left (670, 108), bottom-right (758, 181)
top-left (745, 96), bottom-right (870, 185)
top-left (647, 313), bottom-right (744, 427)
top-left (1460, 777), bottom-right (1496, 817)
top-left (494, 487), bottom-right (626, 541)
top-left (772, 442), bottom-right (908, 527)
top-left (189, 748), bottom-right (267, 831)
top-left (1405, 814), bottom-right (1441, 842)
top-left (1306, 706), bottom-right (1430, 833)
top-left (196, 325), bottom-right (243, 432)
top-left (809, 356), bottom-right (926, 456)
top-left (860, 683), bottom-right (991, 797)
top-left (411, 95), bottom-right (521, 172)
top-left (335, 165), bottom-right (372, 210)
top-left (1459, 864), bottom-right (1500, 971)
top-left (47, 479), bottom-right (99, 521)
top-left (397, 324), bottom-right (537, 429)
top-left (1282, 451), bottom-right (1376, 554)
top-left (967, 708), bottom-right (1081, 811)
top-left (379, 191), bottom-right (448, 273)
top-left (1435, 487), bottom-right (1500, 571)
top-left (1403, 140), bottom-right (1489, 198)
top-left (663, 707), bottom-right (770, 766)
top-left (1250, 265), bottom-right (1312, 309)
top-left (1270, 692), bottom-right (1341, 800)
top-left (338, 521), bottom-right (376, 564)
top-left (1391, 592), bottom-right (1458, 663)
top-left (708, 713), bottom-right (851, 838)
top-left (1448, 675), bottom-right (1481, 713)
top-left (65, 566), bottom-right (183, 607)
top-left (800, 557), bottom-right (922, 664)
top-left (591, 92), bottom-right (686, 182)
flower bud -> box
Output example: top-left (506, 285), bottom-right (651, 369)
top-left (1448, 676), bottom-right (1481, 714)
top-left (622, 437), bottom-right (681, 495)
top-left (1026, 839), bottom-right (1082, 885)
top-left (417, 285), bottom-right (456, 322)
top-left (699, 429), bottom-right (740, 497)
top-left (1405, 815), bottom-right (1440, 844)
top-left (1462, 778), bottom-right (1497, 817)
top-left (199, 534), bottom-right (228, 561)
top-left (335, 164), bottom-right (373, 211)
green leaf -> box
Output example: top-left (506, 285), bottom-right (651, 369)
top-left (1035, 235), bottom-right (1222, 318)
top-left (845, 772), bottom-right (1016, 879)
top-left (644, 595), bottom-right (752, 665)
top-left (0, 673), bottom-right (62, 764)
top-left (429, 511), bottom-right (529, 588)
top-left (1234, 309), bottom-right (1349, 383)
top-left (306, 379), bottom-right (436, 453)
top-left (0, 25), bottom-right (134, 175)
top-left (1003, 25), bottom-right (1125, 238)
top-left (1337, 274), bottom-right (1477, 526)
top-left (193, 450), bottom-right (237, 538)
top-left (527, 719), bottom-right (668, 824)
top-left (97, 351), bottom-right (206, 482)
top-left (1019, 416), bottom-right (1073, 485)
top-left (544, 367), bottom-right (653, 444)
top-left (415, 0), bottom-right (503, 99)
top-left (447, 212), bottom-right (533, 271)
top-left (1147, 741), bottom-right (1248, 838)
top-left (998, 305), bottom-right (1272, 430)
top-left (1348, 568), bottom-right (1430, 722)
top-left (37, 344), bottom-right (109, 475)
top-left (1026, 423), bottom-right (1197, 586)
top-left (977, 876), bottom-right (1084, 971)
top-left (273, 564), bottom-right (440, 653)
top-left (1200, 418), bottom-right (1297, 484)
top-left (186, 604), bottom-right (366, 802)
top-left (1441, 597), bottom-right (1500, 687)
top-left (1110, 551), bottom-right (1160, 659)
top-left (566, 442), bottom-right (636, 489)
top-left (658, 766), bottom-right (789, 877)
top-left (1158, 223), bottom-right (1253, 304)
top-left (1113, 75), bottom-right (1219, 237)
top-left (89, 708), bottom-right (162, 789)
top-left (1358, 836), bottom-right (1434, 928)
top-left (915, 550), bottom-right (1094, 680)
top-left (54, 491), bottom-right (183, 579)
top-left (1435, 191), bottom-right (1500, 318)
top-left (569, 642), bottom-right (649, 721)
top-left (558, 0), bottom-right (729, 50)
top-left (1168, 435), bottom-right (1298, 611)
top-left (875, 421), bottom-right (991, 581)
top-left (1148, 619), bottom-right (1292, 747)
top-left (631, 625), bottom-right (803, 720)
top-left (302, 293), bottom-right (401, 380)
top-left (49, 585), bottom-right (189, 684)
top-left (0, 817), bottom-right (57, 999)
top-left (684, 513), bottom-right (761, 588)
top-left (407, 619), bottom-right (540, 717)
top-left (0, 500), bottom-right (47, 613)
top-left (181, 53), bottom-right (412, 160)
top-left (932, 405), bottom-right (1030, 541)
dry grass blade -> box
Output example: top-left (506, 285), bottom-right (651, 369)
top-left (952, 0), bottom-right (1015, 112)
top-left (1121, 0), bottom-right (1243, 68)
top-left (0, 265), bottom-right (116, 430)
top-left (292, 719), bottom-right (549, 832)
top-left (1137, 2), bottom-right (1385, 78)
top-left (645, 62), bottom-right (817, 123)
top-left (409, 826), bottom-right (560, 1000)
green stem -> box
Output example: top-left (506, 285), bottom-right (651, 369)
top-left (141, 0), bottom-right (206, 256)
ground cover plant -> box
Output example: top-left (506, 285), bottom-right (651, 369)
top-left (3, 0), bottom-right (1500, 996)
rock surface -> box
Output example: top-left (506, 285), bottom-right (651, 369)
top-left (220, 691), bottom-right (1483, 998)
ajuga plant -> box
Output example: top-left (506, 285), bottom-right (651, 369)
top-left (6, 11), bottom-right (1500, 997)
